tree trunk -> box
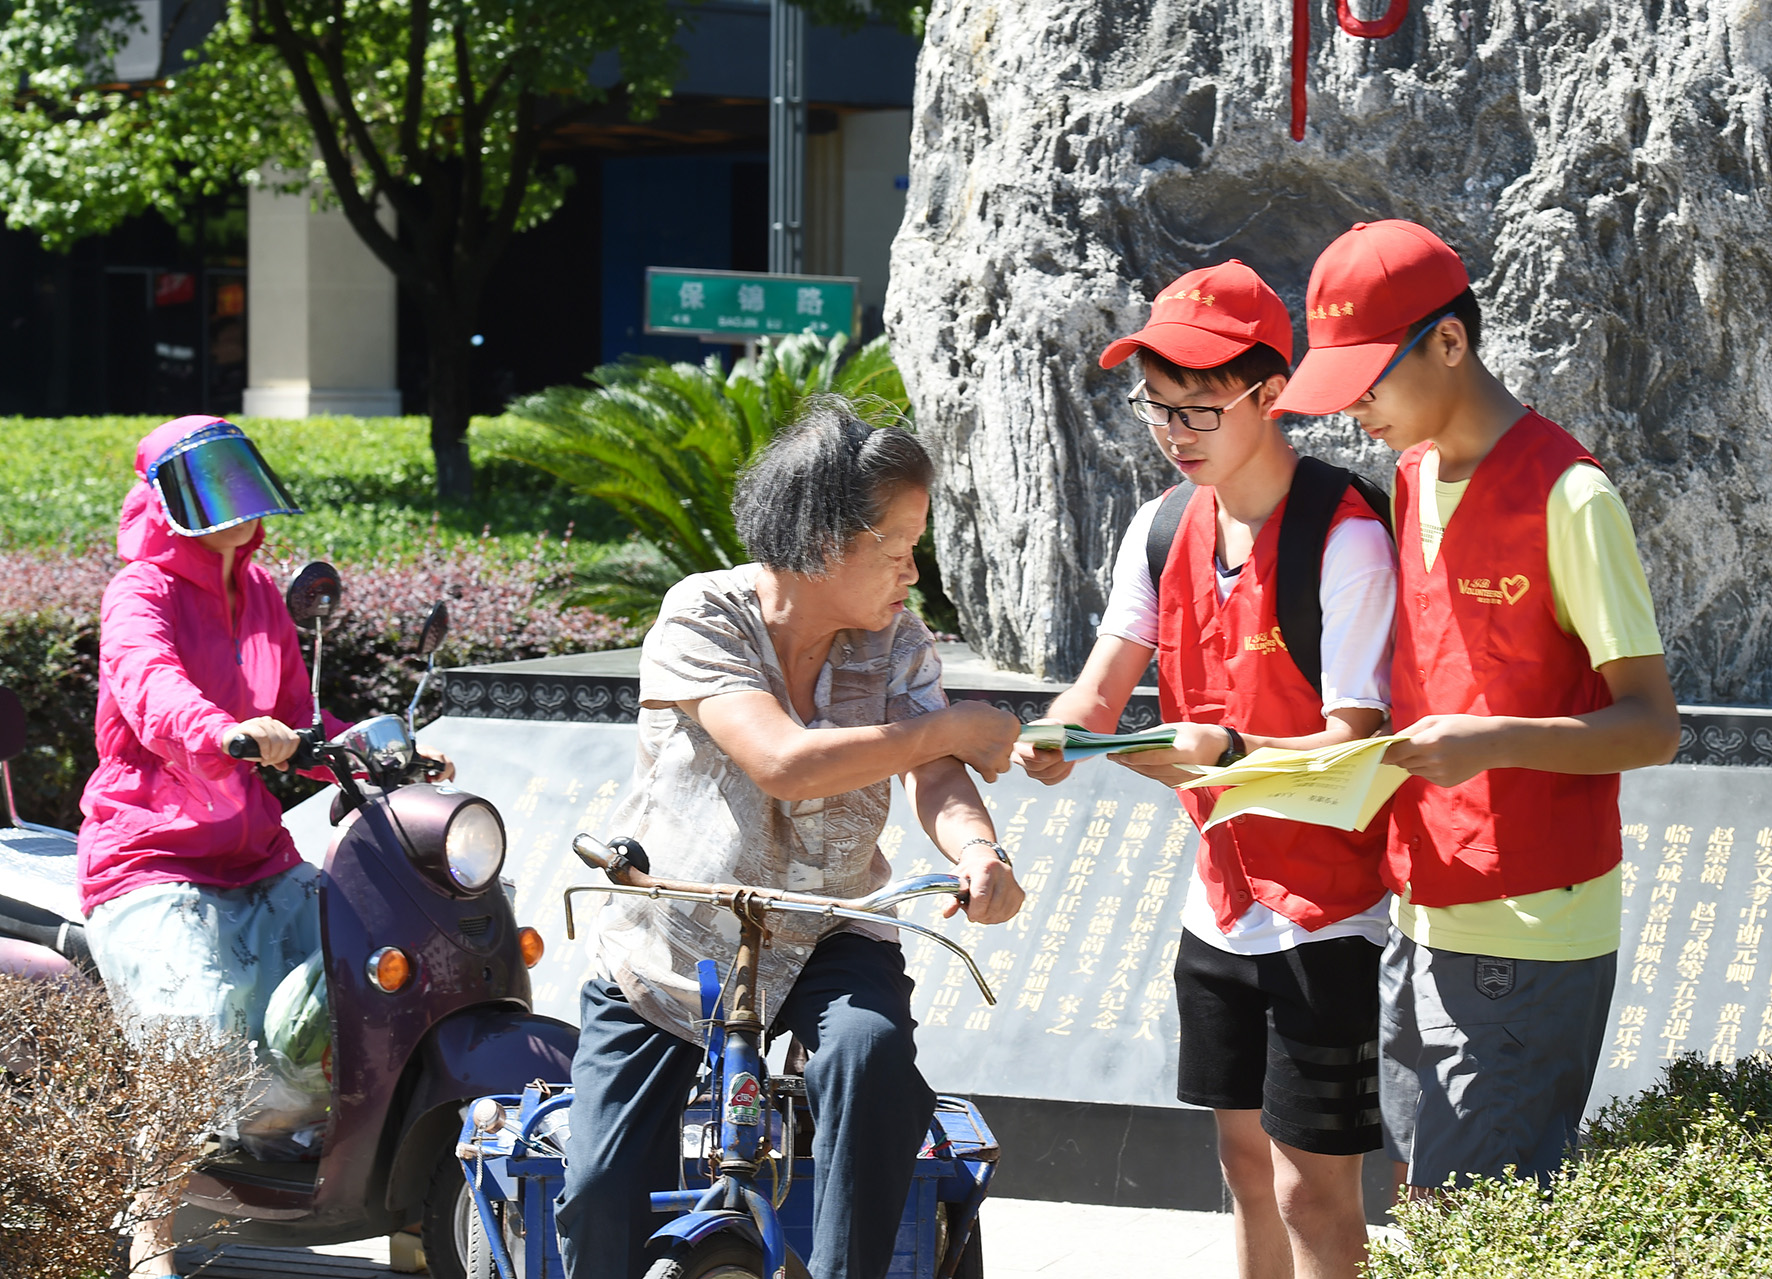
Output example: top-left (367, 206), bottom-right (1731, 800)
top-left (423, 307), bottom-right (475, 501)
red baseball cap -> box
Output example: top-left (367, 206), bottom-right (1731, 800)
top-left (1268, 220), bottom-right (1470, 416)
top-left (1100, 259), bottom-right (1293, 371)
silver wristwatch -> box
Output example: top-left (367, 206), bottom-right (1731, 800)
top-left (959, 837), bottom-right (1013, 869)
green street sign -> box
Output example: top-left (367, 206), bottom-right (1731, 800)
top-left (645, 268), bottom-right (861, 341)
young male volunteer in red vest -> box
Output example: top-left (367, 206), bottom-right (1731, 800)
top-left (1270, 219), bottom-right (1682, 1194)
top-left (1015, 260), bottom-right (1398, 1279)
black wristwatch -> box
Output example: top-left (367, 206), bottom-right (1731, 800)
top-left (1215, 725), bottom-right (1247, 768)
top-left (960, 837), bottom-right (1013, 869)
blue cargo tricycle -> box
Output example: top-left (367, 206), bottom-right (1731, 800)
top-left (456, 833), bottom-right (1000, 1279)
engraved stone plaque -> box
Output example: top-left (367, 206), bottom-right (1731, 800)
top-left (283, 720), bottom-right (1766, 1117)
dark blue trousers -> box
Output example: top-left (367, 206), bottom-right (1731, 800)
top-left (556, 932), bottom-right (937, 1279)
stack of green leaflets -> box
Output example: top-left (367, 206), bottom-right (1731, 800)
top-left (1016, 722), bottom-right (1178, 762)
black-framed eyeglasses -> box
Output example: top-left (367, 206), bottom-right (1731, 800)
top-left (1358, 311), bottom-right (1456, 402)
top-left (1127, 379), bottom-right (1263, 437)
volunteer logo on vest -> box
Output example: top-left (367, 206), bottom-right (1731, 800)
top-left (1475, 956), bottom-right (1516, 1000)
top-left (1456, 574), bottom-right (1531, 606)
top-left (1243, 625), bottom-right (1289, 655)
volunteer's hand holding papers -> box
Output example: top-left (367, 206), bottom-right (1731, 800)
top-left (1017, 721), bottom-right (1407, 832)
top-left (1383, 713), bottom-right (1511, 787)
top-left (1177, 734), bottom-right (1410, 833)
top-left (1105, 722), bottom-right (1234, 782)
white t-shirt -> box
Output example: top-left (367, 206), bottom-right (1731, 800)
top-left (1099, 490), bottom-right (1399, 955)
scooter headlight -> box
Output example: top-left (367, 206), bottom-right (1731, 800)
top-left (443, 801), bottom-right (505, 894)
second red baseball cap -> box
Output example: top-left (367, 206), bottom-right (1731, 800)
top-left (1268, 220), bottom-right (1470, 417)
top-left (1100, 259), bottom-right (1294, 371)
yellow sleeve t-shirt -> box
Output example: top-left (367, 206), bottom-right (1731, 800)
top-left (1391, 451), bottom-right (1665, 961)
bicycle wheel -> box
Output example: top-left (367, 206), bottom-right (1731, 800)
top-left (422, 1142), bottom-right (504, 1279)
top-left (949, 1216), bottom-right (983, 1279)
top-left (643, 1236), bottom-right (813, 1279)
top-left (642, 1237), bottom-right (762, 1279)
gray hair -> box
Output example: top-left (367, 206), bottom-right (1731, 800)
top-left (733, 395), bottom-right (933, 575)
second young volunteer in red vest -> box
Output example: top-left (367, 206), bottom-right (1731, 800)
top-left (1271, 219), bottom-right (1681, 1195)
top-left (1017, 260), bottom-right (1398, 1279)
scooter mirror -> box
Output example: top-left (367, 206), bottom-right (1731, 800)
top-left (286, 562), bottom-right (343, 629)
top-left (417, 601), bottom-right (450, 657)
top-left (0, 687), bottom-right (25, 764)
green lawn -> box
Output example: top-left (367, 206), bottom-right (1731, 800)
top-left (0, 415), bottom-right (627, 561)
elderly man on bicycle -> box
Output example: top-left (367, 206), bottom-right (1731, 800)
top-left (555, 397), bottom-right (1025, 1279)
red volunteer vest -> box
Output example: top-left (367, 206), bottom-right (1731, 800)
top-left (1387, 411), bottom-right (1621, 906)
top-left (1157, 483), bottom-right (1389, 932)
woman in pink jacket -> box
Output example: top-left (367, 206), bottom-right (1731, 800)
top-left (76, 416), bottom-right (448, 1277)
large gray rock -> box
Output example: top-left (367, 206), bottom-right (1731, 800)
top-left (887, 0), bottom-right (1772, 702)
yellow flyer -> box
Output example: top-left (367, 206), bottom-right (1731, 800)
top-left (1175, 735), bottom-right (1409, 833)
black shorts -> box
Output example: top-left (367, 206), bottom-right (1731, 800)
top-left (1174, 929), bottom-right (1383, 1156)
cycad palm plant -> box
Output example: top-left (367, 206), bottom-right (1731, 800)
top-left (490, 332), bottom-right (911, 623)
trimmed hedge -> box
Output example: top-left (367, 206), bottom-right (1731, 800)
top-left (0, 535), bottom-right (638, 829)
top-left (0, 973), bottom-right (258, 1277)
top-left (0, 415), bottom-right (623, 561)
top-left (1365, 1054), bottom-right (1772, 1278)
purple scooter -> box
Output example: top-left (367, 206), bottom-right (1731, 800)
top-left (0, 686), bottom-right (93, 984)
top-left (0, 562), bottom-right (577, 1278)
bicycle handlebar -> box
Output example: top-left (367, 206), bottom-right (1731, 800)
top-left (573, 832), bottom-right (966, 911)
top-left (566, 832), bottom-right (997, 1006)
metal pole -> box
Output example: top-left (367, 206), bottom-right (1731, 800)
top-left (768, 0), bottom-right (805, 276)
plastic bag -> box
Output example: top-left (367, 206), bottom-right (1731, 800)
top-left (236, 949), bottom-right (333, 1161)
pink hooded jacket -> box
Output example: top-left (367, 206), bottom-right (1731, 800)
top-left (76, 417), bottom-right (347, 915)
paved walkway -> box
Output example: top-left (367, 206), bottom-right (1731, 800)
top-left (979, 1199), bottom-right (1240, 1276)
top-left (179, 1200), bottom-right (1248, 1277)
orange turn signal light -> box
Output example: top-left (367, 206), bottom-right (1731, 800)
top-left (518, 927), bottom-right (545, 968)
top-left (367, 946), bottom-right (413, 992)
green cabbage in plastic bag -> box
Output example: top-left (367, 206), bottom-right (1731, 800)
top-left (265, 949), bottom-right (331, 1077)
top-left (238, 949), bottom-right (333, 1160)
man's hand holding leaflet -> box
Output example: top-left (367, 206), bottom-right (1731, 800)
top-left (1175, 735), bottom-right (1409, 832)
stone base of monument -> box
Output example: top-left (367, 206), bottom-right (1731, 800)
top-left (281, 647), bottom-right (1772, 1220)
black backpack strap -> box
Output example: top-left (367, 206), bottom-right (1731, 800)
top-left (1145, 484), bottom-right (1190, 615)
top-left (1347, 472), bottom-right (1393, 537)
top-left (1276, 457), bottom-right (1361, 694)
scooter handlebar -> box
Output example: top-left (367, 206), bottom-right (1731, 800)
top-left (225, 727), bottom-right (325, 772)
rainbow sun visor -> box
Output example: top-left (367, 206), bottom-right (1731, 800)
top-left (146, 422), bottom-right (303, 536)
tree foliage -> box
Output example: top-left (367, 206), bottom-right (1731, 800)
top-left (0, 0), bottom-right (684, 496)
top-left (0, 0), bottom-right (679, 243)
top-left (0, 0), bottom-right (919, 498)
